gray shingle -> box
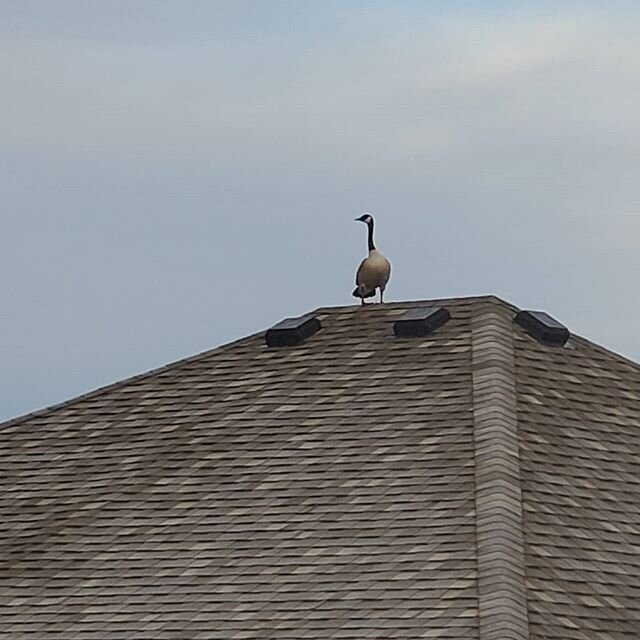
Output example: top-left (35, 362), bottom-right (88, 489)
top-left (1, 296), bottom-right (640, 639)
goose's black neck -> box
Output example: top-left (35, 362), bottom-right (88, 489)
top-left (367, 219), bottom-right (376, 252)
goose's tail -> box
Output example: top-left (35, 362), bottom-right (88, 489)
top-left (352, 287), bottom-right (376, 299)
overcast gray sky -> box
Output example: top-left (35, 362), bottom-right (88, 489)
top-left (2, 1), bottom-right (640, 422)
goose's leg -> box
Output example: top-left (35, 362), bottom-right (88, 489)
top-left (379, 287), bottom-right (384, 303)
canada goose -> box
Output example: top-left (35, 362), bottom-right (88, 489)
top-left (352, 213), bottom-right (391, 304)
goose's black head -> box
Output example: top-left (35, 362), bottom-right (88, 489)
top-left (355, 213), bottom-right (376, 251)
top-left (355, 213), bottom-right (373, 225)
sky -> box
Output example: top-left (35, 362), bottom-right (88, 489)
top-left (2, 1), bottom-right (640, 422)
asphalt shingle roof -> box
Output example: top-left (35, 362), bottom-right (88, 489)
top-left (1, 295), bottom-right (640, 639)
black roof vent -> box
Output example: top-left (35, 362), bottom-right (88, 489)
top-left (394, 306), bottom-right (450, 338)
top-left (514, 310), bottom-right (569, 347)
top-left (265, 313), bottom-right (321, 347)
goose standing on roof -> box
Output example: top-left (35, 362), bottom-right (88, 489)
top-left (352, 213), bottom-right (391, 305)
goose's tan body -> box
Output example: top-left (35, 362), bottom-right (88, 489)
top-left (352, 213), bottom-right (391, 303)
top-left (356, 250), bottom-right (391, 297)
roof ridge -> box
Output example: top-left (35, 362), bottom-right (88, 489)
top-left (0, 331), bottom-right (263, 432)
top-left (312, 294), bottom-right (519, 314)
top-left (471, 300), bottom-right (529, 639)
top-left (0, 295), bottom-right (517, 431)
top-left (570, 333), bottom-right (640, 374)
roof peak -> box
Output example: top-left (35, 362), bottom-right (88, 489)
top-left (6, 293), bottom-right (640, 432)
top-left (311, 293), bottom-right (517, 315)
top-left (1, 295), bottom-right (522, 431)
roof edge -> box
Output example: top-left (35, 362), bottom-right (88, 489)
top-left (312, 293), bottom-right (519, 315)
top-left (471, 300), bottom-right (530, 640)
top-left (1, 295), bottom-right (515, 432)
top-left (0, 331), bottom-right (263, 432)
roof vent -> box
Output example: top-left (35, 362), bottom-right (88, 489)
top-left (265, 313), bottom-right (321, 347)
top-left (394, 306), bottom-right (450, 338)
top-left (514, 310), bottom-right (569, 346)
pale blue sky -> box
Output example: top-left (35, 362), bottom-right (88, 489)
top-left (2, 1), bottom-right (640, 422)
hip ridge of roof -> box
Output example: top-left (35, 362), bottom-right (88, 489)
top-left (471, 300), bottom-right (530, 639)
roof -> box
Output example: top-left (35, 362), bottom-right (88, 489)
top-left (2, 295), bottom-right (640, 639)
